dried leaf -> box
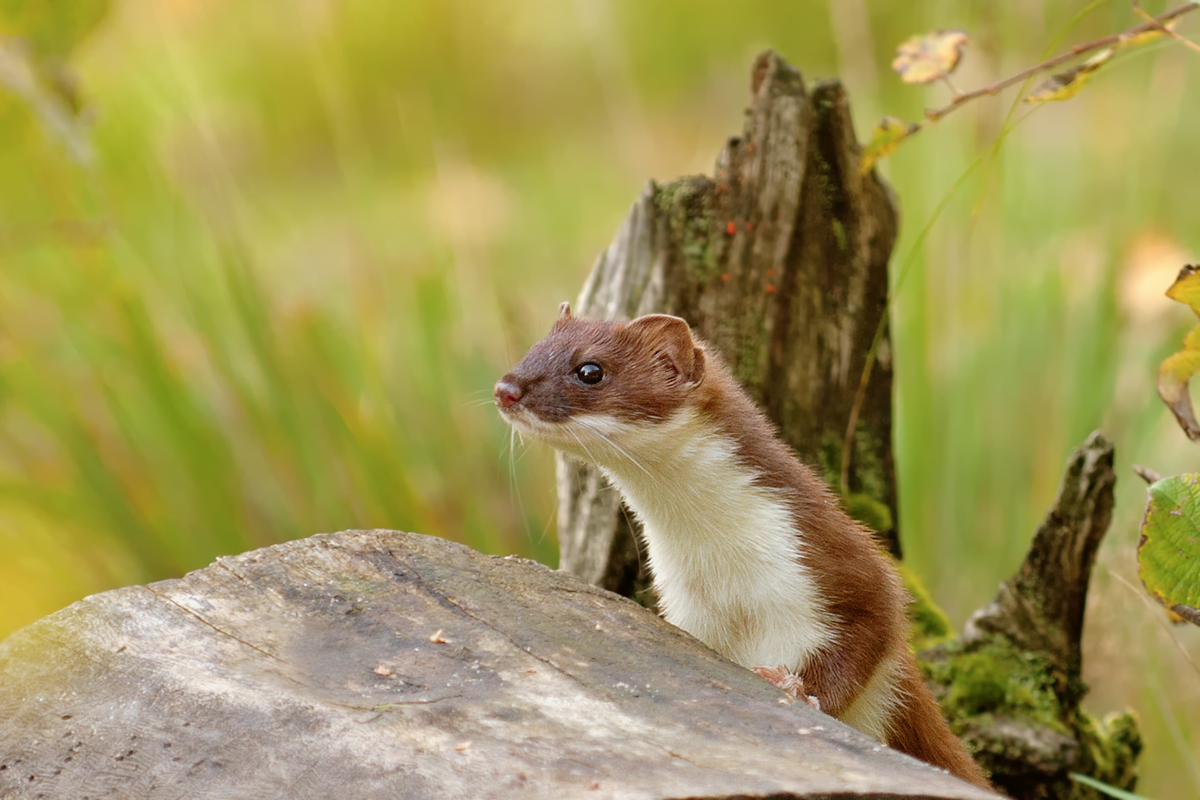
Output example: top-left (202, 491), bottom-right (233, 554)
top-left (1024, 48), bottom-right (1114, 104)
top-left (860, 116), bottom-right (917, 174)
top-left (1137, 474), bottom-right (1200, 627)
top-left (1158, 265), bottom-right (1200, 439)
top-left (892, 30), bottom-right (970, 85)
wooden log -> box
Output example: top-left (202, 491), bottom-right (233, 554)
top-left (0, 530), bottom-right (996, 800)
top-left (557, 50), bottom-right (900, 601)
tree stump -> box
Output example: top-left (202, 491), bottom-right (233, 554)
top-left (549, 49), bottom-right (1142, 797)
top-left (0, 530), bottom-right (996, 800)
top-left (557, 50), bottom-right (900, 602)
top-left (922, 433), bottom-right (1142, 799)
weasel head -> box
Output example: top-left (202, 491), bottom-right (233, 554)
top-left (494, 303), bottom-right (706, 467)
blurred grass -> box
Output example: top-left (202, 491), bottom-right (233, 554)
top-left (2, 0), bottom-right (1199, 794)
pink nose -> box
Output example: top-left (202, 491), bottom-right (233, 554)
top-left (494, 379), bottom-right (522, 410)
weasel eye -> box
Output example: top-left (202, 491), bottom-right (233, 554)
top-left (574, 362), bottom-right (604, 385)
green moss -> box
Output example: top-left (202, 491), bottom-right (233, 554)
top-left (924, 638), bottom-right (1063, 730)
top-left (921, 634), bottom-right (1143, 797)
top-left (831, 218), bottom-right (848, 252)
top-left (900, 564), bottom-right (952, 650)
top-left (843, 492), bottom-right (892, 535)
top-left (1072, 711), bottom-right (1143, 798)
top-left (653, 177), bottom-right (719, 280)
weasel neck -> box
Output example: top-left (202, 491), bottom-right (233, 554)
top-left (574, 409), bottom-right (836, 672)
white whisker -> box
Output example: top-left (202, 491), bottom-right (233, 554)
top-left (567, 427), bottom-right (600, 466)
top-left (575, 417), bottom-right (651, 476)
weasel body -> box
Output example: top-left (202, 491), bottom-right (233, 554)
top-left (494, 306), bottom-right (989, 789)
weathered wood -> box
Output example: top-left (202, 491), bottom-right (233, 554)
top-left (557, 50), bottom-right (900, 599)
top-left (0, 530), bottom-right (997, 800)
top-left (963, 431), bottom-right (1116, 708)
top-left (922, 433), bottom-right (1142, 799)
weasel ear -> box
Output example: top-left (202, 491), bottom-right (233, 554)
top-left (625, 314), bottom-right (705, 386)
top-left (552, 301), bottom-right (573, 331)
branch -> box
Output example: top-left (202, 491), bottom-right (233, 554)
top-left (1134, 0), bottom-right (1200, 55)
top-left (924, 1), bottom-right (1198, 122)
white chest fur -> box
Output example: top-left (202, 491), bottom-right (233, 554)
top-left (562, 410), bottom-right (837, 672)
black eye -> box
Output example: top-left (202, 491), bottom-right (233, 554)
top-left (574, 362), bottom-right (604, 385)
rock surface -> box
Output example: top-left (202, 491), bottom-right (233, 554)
top-left (0, 530), bottom-right (996, 800)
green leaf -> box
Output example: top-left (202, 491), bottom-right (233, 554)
top-left (1070, 772), bottom-right (1151, 800)
top-left (1137, 474), bottom-right (1200, 627)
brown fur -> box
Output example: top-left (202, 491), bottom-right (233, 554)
top-left (497, 308), bottom-right (990, 789)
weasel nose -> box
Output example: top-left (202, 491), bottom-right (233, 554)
top-left (493, 379), bottom-right (523, 410)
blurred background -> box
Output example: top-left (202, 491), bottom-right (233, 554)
top-left (1, 0), bottom-right (1197, 794)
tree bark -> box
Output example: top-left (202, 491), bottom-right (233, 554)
top-left (557, 50), bottom-right (900, 598)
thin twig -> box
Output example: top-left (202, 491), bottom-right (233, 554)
top-left (924, 1), bottom-right (1198, 122)
top-left (1133, 464), bottom-right (1164, 485)
top-left (1134, 0), bottom-right (1200, 54)
top-left (848, 2), bottom-right (1199, 492)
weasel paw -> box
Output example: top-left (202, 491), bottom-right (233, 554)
top-left (751, 666), bottom-right (820, 710)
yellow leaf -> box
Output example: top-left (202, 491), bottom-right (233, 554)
top-left (1158, 266), bottom-right (1200, 440)
top-left (860, 116), bottom-right (917, 174)
top-left (1165, 263), bottom-right (1200, 316)
top-left (1158, 329), bottom-right (1200, 440)
top-left (1024, 49), bottom-right (1113, 104)
top-left (892, 30), bottom-right (970, 85)
top-left (1117, 20), bottom-right (1177, 50)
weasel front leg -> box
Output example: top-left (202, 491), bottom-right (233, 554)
top-left (751, 666), bottom-right (821, 710)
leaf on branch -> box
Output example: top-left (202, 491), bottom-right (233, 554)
top-left (1024, 48), bottom-right (1115, 104)
top-left (1024, 48), bottom-right (1114, 104)
top-left (1158, 264), bottom-right (1200, 440)
top-left (1116, 19), bottom-right (1177, 50)
top-left (860, 116), bottom-right (918, 174)
top-left (1137, 474), bottom-right (1200, 627)
top-left (891, 30), bottom-right (970, 85)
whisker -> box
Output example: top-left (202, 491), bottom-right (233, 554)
top-left (574, 418), bottom-right (650, 476)
top-left (567, 427), bottom-right (600, 466)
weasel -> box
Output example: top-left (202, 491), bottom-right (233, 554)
top-left (494, 305), bottom-right (990, 789)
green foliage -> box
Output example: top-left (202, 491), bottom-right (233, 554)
top-left (1137, 474), bottom-right (1200, 625)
